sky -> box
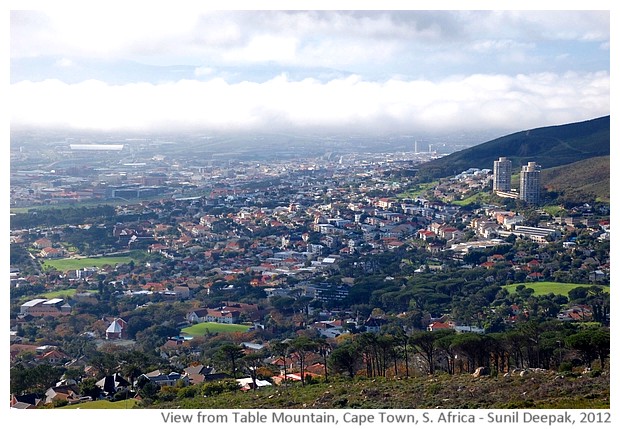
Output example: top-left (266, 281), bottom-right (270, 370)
top-left (6, 3), bottom-right (613, 138)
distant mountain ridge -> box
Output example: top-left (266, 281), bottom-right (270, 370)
top-left (416, 115), bottom-right (610, 180)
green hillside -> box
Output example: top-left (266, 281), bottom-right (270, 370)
top-left (54, 372), bottom-right (609, 409)
top-left (143, 372), bottom-right (609, 409)
top-left (416, 116), bottom-right (610, 180)
top-left (542, 156), bottom-right (610, 203)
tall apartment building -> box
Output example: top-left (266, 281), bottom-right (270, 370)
top-left (519, 161), bottom-right (541, 205)
top-left (493, 157), bottom-right (512, 192)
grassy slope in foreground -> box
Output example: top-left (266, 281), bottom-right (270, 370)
top-left (156, 372), bottom-right (609, 409)
top-left (57, 372), bottom-right (609, 409)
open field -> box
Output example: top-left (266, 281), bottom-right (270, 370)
top-left (397, 181), bottom-right (438, 199)
top-left (37, 288), bottom-right (99, 299)
top-left (181, 322), bottom-right (251, 336)
top-left (63, 399), bottom-right (138, 409)
top-left (42, 255), bottom-right (134, 271)
top-left (451, 191), bottom-right (491, 206)
top-left (503, 281), bottom-right (609, 297)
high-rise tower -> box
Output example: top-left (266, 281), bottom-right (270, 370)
top-left (519, 161), bottom-right (541, 205)
top-left (493, 157), bottom-right (512, 192)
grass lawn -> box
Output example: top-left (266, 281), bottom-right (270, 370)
top-left (38, 288), bottom-right (99, 299)
top-left (452, 192), bottom-right (491, 207)
top-left (63, 399), bottom-right (138, 409)
top-left (42, 255), bottom-right (134, 271)
top-left (542, 205), bottom-right (565, 217)
top-left (503, 281), bottom-right (609, 297)
top-left (397, 181), bottom-right (438, 199)
top-left (182, 322), bottom-right (250, 336)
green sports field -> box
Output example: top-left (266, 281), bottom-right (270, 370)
top-left (503, 281), bottom-right (609, 297)
top-left (181, 322), bottom-right (251, 336)
top-left (40, 288), bottom-right (99, 299)
top-left (42, 255), bottom-right (134, 271)
top-left (63, 399), bottom-right (138, 409)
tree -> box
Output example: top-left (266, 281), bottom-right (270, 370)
top-left (356, 332), bottom-right (379, 377)
top-left (435, 330), bottom-right (457, 374)
top-left (124, 315), bottom-right (153, 339)
top-left (377, 333), bottom-right (396, 377)
top-left (89, 351), bottom-right (119, 378)
top-left (216, 343), bottom-right (244, 377)
top-left (566, 330), bottom-right (596, 368)
top-left (240, 350), bottom-right (268, 390)
top-left (450, 333), bottom-right (485, 373)
top-left (566, 327), bottom-right (609, 369)
top-left (590, 328), bottom-right (611, 369)
top-left (329, 340), bottom-right (359, 378)
top-left (393, 328), bottom-right (411, 378)
top-left (270, 296), bottom-right (296, 314)
top-left (119, 349), bottom-right (160, 376)
top-left (79, 377), bottom-right (103, 400)
top-left (270, 340), bottom-right (290, 386)
top-left (289, 336), bottom-right (317, 386)
top-left (585, 286), bottom-right (610, 325)
top-left (10, 364), bottom-right (64, 395)
top-left (568, 287), bottom-right (589, 302)
top-left (136, 377), bottom-right (160, 399)
top-left (511, 320), bottom-right (543, 368)
top-left (410, 330), bottom-right (451, 375)
top-left (315, 337), bottom-right (332, 381)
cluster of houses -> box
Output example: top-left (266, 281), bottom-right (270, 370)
top-left (9, 344), bottom-right (329, 408)
top-left (9, 155), bottom-right (610, 408)
top-left (12, 163), bottom-right (610, 294)
top-left (186, 302), bottom-right (263, 325)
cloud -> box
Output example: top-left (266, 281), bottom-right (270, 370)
top-left (54, 58), bottom-right (74, 68)
top-left (470, 39), bottom-right (535, 54)
top-left (11, 10), bottom-right (609, 70)
top-left (11, 9), bottom-right (204, 60)
top-left (194, 66), bottom-right (216, 78)
top-left (10, 72), bottom-right (609, 135)
top-left (223, 35), bottom-right (299, 64)
top-left (8, 9), bottom-right (610, 138)
top-left (468, 11), bottom-right (609, 43)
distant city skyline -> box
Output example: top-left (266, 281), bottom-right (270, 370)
top-left (8, 5), bottom-right (611, 138)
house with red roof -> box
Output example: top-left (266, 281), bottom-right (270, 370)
top-left (33, 238), bottom-right (53, 249)
top-left (418, 230), bottom-right (436, 241)
top-left (427, 321), bottom-right (453, 331)
top-left (40, 247), bottom-right (65, 259)
top-left (526, 272), bottom-right (544, 281)
top-left (105, 318), bottom-right (127, 340)
top-left (527, 259), bottom-right (541, 270)
top-left (36, 348), bottom-right (71, 365)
